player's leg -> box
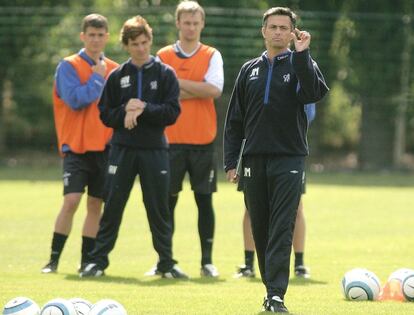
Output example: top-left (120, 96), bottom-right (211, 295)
top-left (79, 151), bottom-right (107, 272)
top-left (264, 156), bottom-right (304, 312)
top-left (80, 145), bottom-right (136, 277)
top-left (42, 152), bottom-right (86, 273)
top-left (168, 148), bottom-right (187, 233)
top-left (235, 208), bottom-right (256, 278)
top-left (189, 149), bottom-right (218, 277)
top-left (293, 198), bottom-right (310, 278)
top-left (242, 155), bottom-right (269, 286)
top-left (138, 149), bottom-right (188, 278)
top-left (78, 196), bottom-right (102, 272)
top-left (144, 148), bottom-right (186, 276)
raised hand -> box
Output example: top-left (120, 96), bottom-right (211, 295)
top-left (291, 28), bottom-right (311, 52)
top-left (92, 59), bottom-right (107, 77)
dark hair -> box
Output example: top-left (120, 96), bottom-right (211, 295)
top-left (120, 15), bottom-right (153, 45)
top-left (262, 7), bottom-right (297, 29)
top-left (81, 14), bottom-right (108, 32)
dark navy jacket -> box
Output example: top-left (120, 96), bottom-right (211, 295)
top-left (99, 56), bottom-right (180, 149)
top-left (224, 49), bottom-right (328, 171)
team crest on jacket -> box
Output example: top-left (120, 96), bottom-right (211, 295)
top-left (120, 75), bottom-right (131, 88)
top-left (249, 67), bottom-right (259, 80)
top-left (283, 73), bottom-right (291, 83)
top-left (150, 80), bottom-right (158, 90)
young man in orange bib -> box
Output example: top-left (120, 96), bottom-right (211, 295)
top-left (42, 14), bottom-right (118, 274)
top-left (146, 1), bottom-right (224, 278)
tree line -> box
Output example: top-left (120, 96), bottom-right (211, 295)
top-left (0, 0), bottom-right (413, 170)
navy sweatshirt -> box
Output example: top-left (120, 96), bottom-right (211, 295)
top-left (224, 49), bottom-right (328, 171)
top-left (99, 57), bottom-right (180, 149)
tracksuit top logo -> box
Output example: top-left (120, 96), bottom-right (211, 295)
top-left (244, 167), bottom-right (251, 177)
top-left (150, 80), bottom-right (158, 90)
top-left (249, 67), bottom-right (259, 80)
top-left (283, 73), bottom-right (291, 83)
top-left (120, 76), bottom-right (131, 88)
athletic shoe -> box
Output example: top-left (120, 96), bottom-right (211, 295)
top-left (294, 265), bottom-right (311, 279)
top-left (233, 265), bottom-right (255, 278)
top-left (266, 296), bottom-right (289, 313)
top-left (161, 265), bottom-right (189, 279)
top-left (79, 263), bottom-right (105, 277)
top-left (41, 260), bottom-right (58, 274)
top-left (200, 264), bottom-right (219, 277)
top-left (144, 264), bottom-right (161, 276)
top-left (77, 262), bottom-right (89, 273)
top-left (262, 297), bottom-right (269, 311)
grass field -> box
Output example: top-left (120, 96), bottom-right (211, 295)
top-left (1, 167), bottom-right (414, 314)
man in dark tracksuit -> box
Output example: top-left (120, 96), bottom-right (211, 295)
top-left (80, 15), bottom-right (188, 279)
top-left (224, 7), bottom-right (328, 313)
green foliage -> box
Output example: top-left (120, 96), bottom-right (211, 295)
top-left (321, 82), bottom-right (361, 150)
top-left (1, 2), bottom-right (414, 169)
top-left (0, 173), bottom-right (414, 314)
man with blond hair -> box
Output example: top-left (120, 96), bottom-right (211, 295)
top-left (146, 1), bottom-right (224, 278)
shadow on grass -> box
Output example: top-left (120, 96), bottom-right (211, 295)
top-left (289, 277), bottom-right (327, 286)
top-left (64, 273), bottom-right (227, 286)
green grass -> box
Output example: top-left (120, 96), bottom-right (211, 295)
top-left (1, 168), bottom-right (414, 314)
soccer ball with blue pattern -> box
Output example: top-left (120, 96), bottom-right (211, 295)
top-left (2, 297), bottom-right (40, 315)
top-left (341, 268), bottom-right (381, 301)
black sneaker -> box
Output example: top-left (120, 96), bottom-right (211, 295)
top-left (234, 265), bottom-right (255, 278)
top-left (79, 263), bottom-right (105, 278)
top-left (266, 296), bottom-right (289, 313)
top-left (41, 260), bottom-right (58, 274)
top-left (161, 265), bottom-right (189, 279)
top-left (294, 265), bottom-right (310, 279)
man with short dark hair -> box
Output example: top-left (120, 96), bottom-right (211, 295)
top-left (42, 13), bottom-right (118, 274)
top-left (224, 7), bottom-right (328, 313)
top-left (80, 15), bottom-right (187, 279)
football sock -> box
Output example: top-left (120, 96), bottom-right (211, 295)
top-left (295, 252), bottom-right (304, 267)
top-left (81, 236), bottom-right (96, 264)
top-left (244, 250), bottom-right (255, 268)
top-left (194, 192), bottom-right (215, 266)
top-left (168, 194), bottom-right (179, 233)
top-left (50, 232), bottom-right (68, 262)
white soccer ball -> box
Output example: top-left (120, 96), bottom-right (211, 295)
top-left (68, 298), bottom-right (92, 315)
top-left (402, 274), bottom-right (414, 302)
top-left (2, 297), bottom-right (40, 315)
top-left (88, 299), bottom-right (127, 315)
top-left (388, 268), bottom-right (414, 282)
top-left (341, 268), bottom-right (381, 301)
top-left (40, 298), bottom-right (77, 315)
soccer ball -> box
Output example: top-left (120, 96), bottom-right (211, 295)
top-left (40, 298), bottom-right (77, 315)
top-left (402, 274), bottom-right (414, 301)
top-left (388, 268), bottom-right (414, 302)
top-left (68, 298), bottom-right (92, 315)
top-left (388, 268), bottom-right (414, 282)
top-left (2, 297), bottom-right (40, 315)
top-left (341, 268), bottom-right (381, 301)
top-left (88, 299), bottom-right (127, 315)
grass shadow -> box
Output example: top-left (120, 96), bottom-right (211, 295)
top-left (64, 274), bottom-right (193, 287)
top-left (289, 277), bottom-right (328, 286)
top-left (187, 277), bottom-right (227, 285)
